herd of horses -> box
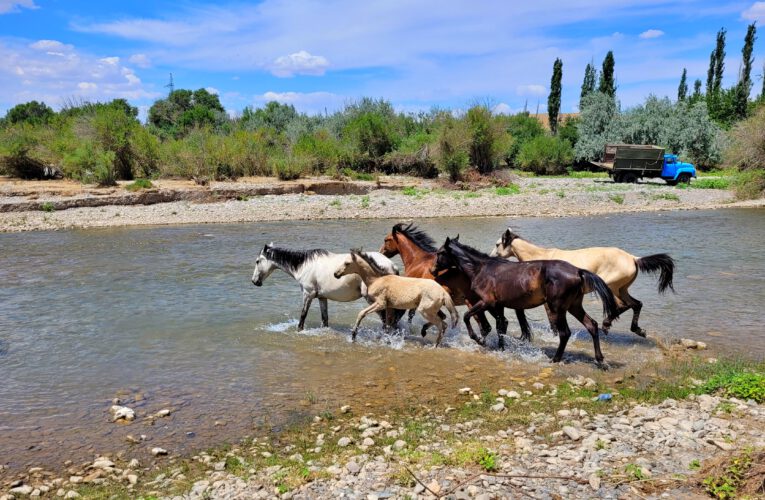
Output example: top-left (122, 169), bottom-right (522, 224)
top-left (251, 223), bottom-right (675, 368)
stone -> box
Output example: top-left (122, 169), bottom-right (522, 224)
top-left (110, 405), bottom-right (135, 422)
top-left (426, 480), bottom-right (441, 495)
top-left (490, 403), bottom-right (505, 412)
top-left (346, 461), bottom-right (361, 475)
top-left (362, 437), bottom-right (375, 446)
top-left (128, 458), bottom-right (140, 469)
top-left (506, 391), bottom-right (521, 399)
top-left (589, 473), bottom-right (601, 491)
top-left (155, 408), bottom-right (172, 418)
top-left (340, 405), bottom-right (351, 414)
top-left (69, 476), bottom-right (83, 484)
top-left (127, 474), bottom-right (138, 485)
top-left (709, 439), bottom-right (734, 451)
top-left (10, 485), bottom-right (34, 496)
top-left (458, 387), bottom-right (471, 395)
top-left (65, 493), bottom-right (80, 499)
top-left (92, 458), bottom-right (115, 469)
top-left (393, 440), bottom-right (407, 450)
top-left (562, 426), bottom-right (581, 441)
top-left (532, 382), bottom-right (545, 390)
top-left (151, 447), bottom-right (168, 456)
top-left (337, 437), bottom-right (352, 447)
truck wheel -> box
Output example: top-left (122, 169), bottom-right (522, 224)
top-left (623, 172), bottom-right (638, 184)
top-left (613, 173), bottom-right (624, 183)
top-left (665, 179), bottom-right (678, 186)
top-left (677, 173), bottom-right (691, 185)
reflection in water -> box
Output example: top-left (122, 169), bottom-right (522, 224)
top-left (0, 208), bottom-right (763, 473)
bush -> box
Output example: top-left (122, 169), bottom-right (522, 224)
top-left (5, 101), bottom-right (55, 126)
top-left (702, 370), bottom-right (765, 402)
top-left (434, 118), bottom-right (470, 181)
top-left (733, 170), bottom-right (765, 199)
top-left (343, 111), bottom-right (400, 158)
top-left (516, 135), bottom-right (573, 174)
top-left (380, 150), bottom-right (437, 178)
top-left (575, 91), bottom-right (622, 162)
top-left (500, 112), bottom-right (545, 165)
top-left (125, 178), bottom-right (153, 191)
top-left (270, 155), bottom-right (311, 180)
top-left (465, 106), bottom-right (508, 173)
top-left (725, 107), bottom-right (765, 170)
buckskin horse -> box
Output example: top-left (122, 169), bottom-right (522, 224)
top-left (433, 236), bottom-right (620, 368)
top-left (491, 228), bottom-right (675, 337)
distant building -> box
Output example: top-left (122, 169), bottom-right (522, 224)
top-left (532, 113), bottom-right (579, 130)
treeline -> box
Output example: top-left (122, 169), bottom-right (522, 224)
top-left (1, 22), bottom-right (765, 193)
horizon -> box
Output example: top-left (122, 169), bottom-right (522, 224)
top-left (1, 0), bottom-right (763, 120)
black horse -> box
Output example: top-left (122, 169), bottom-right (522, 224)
top-left (432, 236), bottom-right (620, 368)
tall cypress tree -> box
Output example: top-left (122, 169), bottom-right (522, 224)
top-left (580, 62), bottom-right (596, 107)
top-left (693, 79), bottom-right (702, 99)
top-left (706, 50), bottom-right (716, 96)
top-left (548, 58), bottom-right (563, 135)
top-left (734, 22), bottom-right (757, 118)
top-left (713, 27), bottom-right (727, 94)
top-left (677, 68), bottom-right (688, 101)
top-left (598, 51), bottom-right (616, 97)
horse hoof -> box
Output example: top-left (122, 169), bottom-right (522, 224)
top-left (597, 361), bottom-right (609, 371)
top-left (632, 328), bottom-right (647, 338)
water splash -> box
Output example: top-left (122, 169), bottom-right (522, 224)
top-left (264, 319), bottom-right (298, 332)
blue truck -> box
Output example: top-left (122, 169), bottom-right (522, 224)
top-left (593, 144), bottom-right (697, 185)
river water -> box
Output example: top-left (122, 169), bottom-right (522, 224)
top-left (0, 208), bottom-right (763, 474)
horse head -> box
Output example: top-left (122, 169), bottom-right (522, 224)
top-left (251, 242), bottom-right (277, 286)
top-left (380, 224), bottom-right (404, 257)
top-left (431, 236), bottom-right (458, 275)
top-left (491, 228), bottom-right (520, 258)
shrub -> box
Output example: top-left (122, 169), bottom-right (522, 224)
top-left (558, 116), bottom-right (579, 149)
top-left (465, 106), bottom-right (508, 173)
top-left (733, 170), bottom-right (765, 199)
top-left (691, 178), bottom-right (729, 189)
top-left (271, 155), bottom-right (311, 180)
top-left (5, 101), bottom-right (55, 126)
top-left (380, 150), bottom-right (437, 178)
top-left (516, 135), bottom-right (573, 174)
top-left (434, 118), bottom-right (470, 181)
top-left (725, 106), bottom-right (765, 170)
top-left (501, 112), bottom-right (545, 165)
top-left (575, 91), bottom-right (622, 162)
top-left (343, 111), bottom-right (400, 158)
top-left (495, 184), bottom-right (520, 195)
top-left (125, 178), bottom-right (153, 191)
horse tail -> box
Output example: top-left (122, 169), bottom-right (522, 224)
top-left (636, 253), bottom-right (675, 294)
top-left (580, 269), bottom-right (620, 320)
top-left (443, 293), bottom-right (460, 328)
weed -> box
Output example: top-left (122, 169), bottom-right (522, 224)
top-left (360, 195), bottom-right (370, 208)
top-left (236, 194), bottom-right (250, 201)
top-left (624, 463), bottom-right (646, 481)
top-left (477, 448), bottom-right (498, 472)
top-left (125, 178), bottom-right (153, 191)
top-left (691, 178), bottom-right (729, 189)
top-left (715, 401), bottom-right (735, 414)
top-left (595, 439), bottom-right (607, 451)
top-left (329, 199), bottom-right (342, 208)
top-left (701, 370), bottom-right (765, 402)
top-left (495, 184), bottom-right (520, 196)
top-left (556, 190), bottom-right (565, 198)
top-left (609, 194), bottom-right (624, 204)
top-left (703, 451), bottom-right (753, 499)
top-left (40, 201), bottom-right (55, 212)
top-left (652, 192), bottom-right (680, 202)
top-left (224, 456), bottom-right (246, 476)
top-left (402, 186), bottom-right (428, 198)
top-left (689, 459), bottom-right (701, 470)
top-left (463, 192), bottom-right (480, 198)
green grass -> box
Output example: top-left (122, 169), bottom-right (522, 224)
top-left (329, 199), bottom-right (342, 208)
top-left (608, 194), bottom-right (624, 204)
top-left (125, 178), bottom-right (153, 191)
top-left (691, 178), bottom-right (730, 189)
top-left (703, 450), bottom-right (754, 500)
top-left (494, 184), bottom-right (520, 196)
top-left (556, 190), bottom-right (565, 198)
top-left (360, 195), bottom-right (370, 208)
top-left (401, 186), bottom-right (428, 198)
top-left (40, 201), bottom-right (55, 212)
top-left (701, 370), bottom-right (765, 402)
top-left (342, 168), bottom-right (375, 181)
top-left (567, 170), bottom-right (608, 178)
top-left (652, 192), bottom-right (680, 202)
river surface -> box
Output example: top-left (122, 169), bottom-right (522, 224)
top-left (0, 208), bottom-right (763, 474)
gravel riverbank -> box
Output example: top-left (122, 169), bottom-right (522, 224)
top-left (2, 175), bottom-right (760, 232)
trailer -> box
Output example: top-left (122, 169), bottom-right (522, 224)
top-left (591, 144), bottom-right (696, 185)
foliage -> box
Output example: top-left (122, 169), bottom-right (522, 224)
top-left (580, 62), bottom-right (597, 108)
top-left (241, 101), bottom-right (298, 133)
top-left (557, 116), bottom-right (579, 149)
top-left (703, 451), bottom-right (753, 500)
top-left (701, 370), bottom-right (765, 402)
top-left (148, 88), bottom-right (226, 137)
top-left (548, 58), bottom-right (563, 135)
top-left (125, 179), bottom-right (153, 191)
top-left (624, 463), bottom-right (646, 481)
top-left (5, 100), bottom-right (54, 125)
top-left (725, 107), bottom-right (765, 170)
top-left (495, 184), bottom-right (520, 195)
top-left (677, 68), bottom-right (688, 102)
top-left (501, 112), bottom-right (544, 164)
top-left (609, 194), bottom-right (624, 204)
top-left (598, 51), bottom-right (616, 97)
top-left (575, 91), bottom-right (622, 161)
top-left (271, 155), bottom-right (311, 180)
top-left (477, 448), bottom-right (498, 472)
top-left (691, 178), bottom-right (729, 189)
top-left (732, 170), bottom-right (765, 200)
top-left (516, 135), bottom-right (573, 174)
top-left (465, 105), bottom-right (508, 173)
top-left (434, 116), bottom-right (470, 181)
top-left (733, 23), bottom-right (757, 121)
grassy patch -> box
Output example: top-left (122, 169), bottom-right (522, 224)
top-left (702, 450), bottom-right (754, 500)
top-left (608, 194), bottom-right (624, 204)
top-left (567, 170), bottom-right (608, 178)
top-left (401, 186), bottom-right (428, 198)
top-left (556, 190), bottom-right (565, 198)
top-left (342, 168), bottom-right (375, 181)
top-left (494, 184), bottom-right (520, 196)
top-left (360, 195), bottom-right (370, 208)
top-left (329, 199), bottom-right (342, 208)
top-left (40, 201), bottom-right (55, 212)
top-left (691, 178), bottom-right (730, 189)
top-left (701, 370), bottom-right (765, 402)
top-left (125, 178), bottom-right (153, 191)
top-left (652, 192), bottom-right (680, 202)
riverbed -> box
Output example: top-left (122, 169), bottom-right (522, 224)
top-left (0, 209), bottom-right (763, 476)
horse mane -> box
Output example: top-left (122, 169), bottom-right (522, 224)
top-left (447, 238), bottom-right (502, 274)
top-left (502, 228), bottom-right (522, 246)
top-left (392, 223), bottom-right (437, 252)
top-left (263, 245), bottom-right (329, 273)
top-left (350, 248), bottom-right (388, 276)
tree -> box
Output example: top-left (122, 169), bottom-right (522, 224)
top-left (580, 62), bottom-right (597, 108)
top-left (5, 101), bottom-right (54, 125)
top-left (693, 79), bottom-right (703, 100)
top-left (734, 22), bottom-right (757, 120)
top-left (706, 50), bottom-right (716, 96)
top-left (713, 28), bottom-right (727, 95)
top-left (574, 91), bottom-right (622, 161)
top-left (148, 88), bottom-right (226, 136)
top-left (547, 58), bottom-right (563, 135)
top-left (598, 51), bottom-right (616, 97)
top-left (678, 68), bottom-right (688, 102)
top-left (241, 101), bottom-right (298, 133)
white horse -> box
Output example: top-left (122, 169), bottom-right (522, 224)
top-left (251, 243), bottom-right (400, 330)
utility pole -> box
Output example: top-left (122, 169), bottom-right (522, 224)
top-left (165, 73), bottom-right (174, 95)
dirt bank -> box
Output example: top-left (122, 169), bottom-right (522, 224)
top-left (1, 175), bottom-right (761, 233)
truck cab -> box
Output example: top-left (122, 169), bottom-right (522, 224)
top-left (661, 154), bottom-right (696, 185)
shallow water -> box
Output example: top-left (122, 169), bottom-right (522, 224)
top-left (0, 208), bottom-right (763, 473)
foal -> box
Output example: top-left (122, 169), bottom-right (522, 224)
top-left (433, 237), bottom-right (620, 367)
top-left (335, 249), bottom-right (459, 346)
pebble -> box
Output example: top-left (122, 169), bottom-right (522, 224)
top-left (341, 405), bottom-right (351, 414)
top-left (110, 405), bottom-right (135, 422)
top-left (151, 447), bottom-right (168, 456)
top-left (506, 391), bottom-right (521, 399)
top-left (458, 387), bottom-right (471, 395)
top-left (589, 473), bottom-right (601, 490)
top-left (362, 437), bottom-right (375, 446)
top-left (490, 403), bottom-right (505, 412)
top-left (393, 440), bottom-right (407, 450)
top-left (338, 437), bottom-right (352, 447)
top-left (10, 485), bottom-right (34, 496)
top-left (346, 461), bottom-right (361, 475)
top-left (64, 492), bottom-right (80, 499)
top-left (562, 426), bottom-right (581, 441)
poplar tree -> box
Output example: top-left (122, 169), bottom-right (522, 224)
top-left (734, 22), bottom-right (757, 119)
top-left (580, 62), bottom-right (596, 107)
top-left (677, 68), bottom-right (688, 101)
top-left (548, 58), bottom-right (563, 134)
top-left (713, 28), bottom-right (726, 94)
top-left (598, 51), bottom-right (616, 97)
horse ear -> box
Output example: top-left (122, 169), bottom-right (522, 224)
top-left (502, 229), bottom-right (513, 246)
top-left (454, 234), bottom-right (460, 241)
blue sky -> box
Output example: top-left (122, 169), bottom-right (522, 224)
top-left (1, 0), bottom-right (764, 119)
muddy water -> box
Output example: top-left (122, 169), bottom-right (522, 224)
top-left (0, 208), bottom-right (763, 475)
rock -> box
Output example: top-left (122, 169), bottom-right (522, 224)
top-left (64, 492), bottom-right (80, 499)
top-left (680, 338), bottom-right (705, 349)
top-left (426, 480), bottom-right (441, 495)
top-left (393, 440), bottom-right (407, 450)
top-left (340, 405), bottom-right (351, 414)
top-left (92, 458), bottom-right (115, 469)
top-left (589, 473), bottom-right (601, 491)
top-left (709, 439), bottom-right (734, 451)
top-left (155, 408), bottom-right (172, 418)
top-left (362, 437), bottom-right (375, 446)
top-left (498, 389), bottom-right (508, 396)
top-left (128, 458), bottom-right (140, 469)
top-left (557, 409), bottom-right (571, 418)
top-left (69, 476), bottom-right (83, 484)
top-left (127, 474), bottom-right (138, 485)
top-left (532, 382), bottom-right (545, 390)
top-left (337, 437), bottom-right (352, 447)
top-left (10, 485), bottom-right (34, 496)
top-left (151, 447), bottom-right (168, 456)
top-left (458, 387), bottom-right (471, 395)
top-left (490, 403), bottom-right (505, 412)
top-left (562, 426), bottom-right (581, 441)
top-left (110, 405), bottom-right (135, 422)
top-left (346, 461), bottom-right (361, 475)
top-left (506, 391), bottom-right (521, 399)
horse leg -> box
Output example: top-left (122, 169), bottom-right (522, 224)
top-left (384, 307), bottom-right (395, 332)
top-left (298, 293), bottom-right (314, 331)
top-left (351, 302), bottom-right (385, 340)
top-left (515, 309), bottom-right (532, 342)
top-left (543, 303), bottom-right (556, 336)
top-left (623, 290), bottom-right (645, 337)
top-left (547, 308), bottom-right (572, 363)
top-left (463, 301), bottom-right (489, 346)
top-left (602, 290), bottom-right (628, 334)
top-left (407, 309), bottom-right (416, 323)
top-left (319, 298), bottom-right (329, 327)
top-left (569, 299), bottom-right (606, 369)
top-left (495, 309), bottom-right (509, 351)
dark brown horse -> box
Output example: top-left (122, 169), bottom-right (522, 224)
top-left (380, 223), bottom-right (495, 344)
top-left (432, 236), bottom-right (620, 368)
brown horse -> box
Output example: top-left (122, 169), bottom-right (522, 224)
top-left (432, 236), bottom-right (620, 368)
top-left (491, 228), bottom-right (675, 336)
top-left (380, 223), bottom-right (495, 345)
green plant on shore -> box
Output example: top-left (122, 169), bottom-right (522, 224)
top-left (495, 184), bottom-right (520, 196)
top-left (703, 450), bottom-right (753, 499)
top-left (360, 195), bottom-right (370, 208)
top-left (329, 199), bottom-right (341, 208)
top-left (477, 448), bottom-right (498, 472)
top-left (701, 370), bottom-right (765, 402)
top-left (40, 201), bottom-right (55, 212)
top-left (125, 178), bottom-right (153, 191)
top-left (609, 194), bottom-right (624, 204)
top-left (624, 463), bottom-right (646, 481)
top-left (689, 459), bottom-right (701, 470)
top-left (691, 178), bottom-right (729, 189)
top-left (653, 192), bottom-right (680, 202)
top-left (556, 190), bottom-right (566, 198)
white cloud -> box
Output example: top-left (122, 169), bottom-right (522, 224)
top-left (639, 29), bottom-right (664, 39)
top-left (742, 2), bottom-right (765, 21)
top-left (255, 91), bottom-right (343, 114)
top-left (0, 0), bottom-right (37, 14)
top-left (516, 84), bottom-right (546, 96)
top-left (205, 86), bottom-right (219, 94)
top-left (492, 102), bottom-right (515, 115)
top-left (0, 38), bottom-right (158, 110)
top-left (128, 53), bottom-right (151, 68)
top-left (271, 50), bottom-right (329, 77)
